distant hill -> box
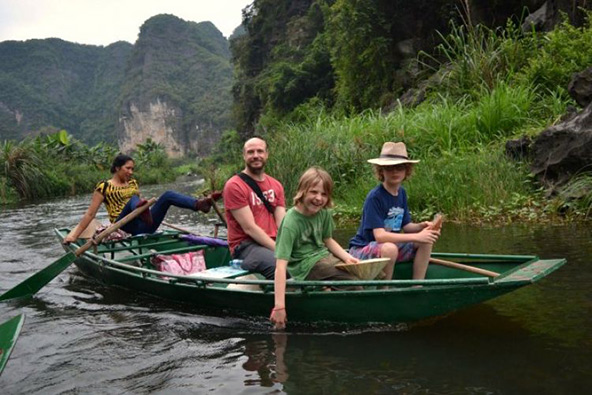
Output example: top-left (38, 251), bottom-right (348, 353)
top-left (0, 14), bottom-right (234, 156)
top-left (0, 38), bottom-right (131, 143)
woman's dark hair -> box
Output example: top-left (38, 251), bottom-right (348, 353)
top-left (110, 154), bottom-right (134, 174)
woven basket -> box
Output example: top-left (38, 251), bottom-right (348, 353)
top-left (335, 258), bottom-right (389, 280)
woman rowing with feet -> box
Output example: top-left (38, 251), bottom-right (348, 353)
top-left (64, 154), bottom-right (221, 244)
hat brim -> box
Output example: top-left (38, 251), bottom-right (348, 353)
top-left (367, 158), bottom-right (420, 166)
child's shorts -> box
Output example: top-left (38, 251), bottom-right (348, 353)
top-left (305, 254), bottom-right (362, 290)
top-left (305, 254), bottom-right (358, 282)
top-left (349, 241), bottom-right (417, 262)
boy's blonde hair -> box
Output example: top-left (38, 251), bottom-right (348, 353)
top-left (293, 167), bottom-right (334, 208)
top-left (372, 163), bottom-right (414, 182)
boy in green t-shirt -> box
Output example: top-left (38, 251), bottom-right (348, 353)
top-left (270, 167), bottom-right (360, 329)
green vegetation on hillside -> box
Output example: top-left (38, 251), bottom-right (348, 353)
top-left (0, 14), bottom-right (233, 151)
top-left (0, 39), bottom-right (131, 144)
top-left (224, 8), bottom-right (592, 223)
top-left (230, 0), bottom-right (562, 134)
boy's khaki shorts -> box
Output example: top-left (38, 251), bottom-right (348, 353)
top-left (305, 254), bottom-right (362, 290)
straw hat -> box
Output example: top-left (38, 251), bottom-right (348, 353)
top-left (336, 258), bottom-right (389, 280)
top-left (367, 142), bottom-right (420, 166)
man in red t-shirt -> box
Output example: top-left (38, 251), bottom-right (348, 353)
top-left (223, 137), bottom-right (287, 279)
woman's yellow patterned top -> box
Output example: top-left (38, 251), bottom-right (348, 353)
top-left (95, 179), bottom-right (140, 222)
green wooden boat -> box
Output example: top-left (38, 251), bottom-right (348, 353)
top-left (54, 228), bottom-right (565, 325)
top-left (0, 314), bottom-right (25, 375)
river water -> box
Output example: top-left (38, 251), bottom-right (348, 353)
top-left (1, 178), bottom-right (591, 394)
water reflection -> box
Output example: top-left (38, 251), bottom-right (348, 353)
top-left (242, 333), bottom-right (289, 387)
top-left (236, 303), bottom-right (591, 394)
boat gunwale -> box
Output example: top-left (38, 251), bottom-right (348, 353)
top-left (54, 228), bottom-right (548, 290)
top-left (82, 250), bottom-right (495, 289)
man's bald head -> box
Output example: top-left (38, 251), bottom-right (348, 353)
top-left (243, 137), bottom-right (267, 153)
top-left (243, 137), bottom-right (269, 176)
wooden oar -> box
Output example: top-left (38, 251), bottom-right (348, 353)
top-left (0, 198), bottom-right (156, 302)
top-left (212, 200), bottom-right (227, 226)
top-left (429, 257), bottom-right (500, 278)
top-left (0, 313), bottom-right (25, 375)
top-left (161, 221), bottom-right (201, 235)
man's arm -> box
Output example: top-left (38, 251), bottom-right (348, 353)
top-left (230, 206), bottom-right (277, 250)
top-left (274, 205), bottom-right (286, 229)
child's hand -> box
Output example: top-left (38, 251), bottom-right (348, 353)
top-left (344, 256), bottom-right (360, 264)
top-left (416, 227), bottom-right (440, 244)
top-left (270, 307), bottom-right (287, 330)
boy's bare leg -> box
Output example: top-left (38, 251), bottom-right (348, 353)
top-left (380, 242), bottom-right (398, 280)
top-left (412, 243), bottom-right (433, 280)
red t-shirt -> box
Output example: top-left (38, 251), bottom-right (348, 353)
top-left (223, 174), bottom-right (286, 253)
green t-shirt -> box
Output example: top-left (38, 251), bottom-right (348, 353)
top-left (275, 207), bottom-right (334, 280)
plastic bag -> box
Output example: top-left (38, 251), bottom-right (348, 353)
top-left (151, 250), bottom-right (206, 276)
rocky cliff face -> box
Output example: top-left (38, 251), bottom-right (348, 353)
top-left (120, 99), bottom-right (188, 157)
top-left (117, 14), bottom-right (233, 157)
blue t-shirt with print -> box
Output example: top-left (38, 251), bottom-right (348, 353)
top-left (349, 184), bottom-right (411, 248)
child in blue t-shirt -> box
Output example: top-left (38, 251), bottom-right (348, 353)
top-left (270, 167), bottom-right (360, 329)
top-left (349, 142), bottom-right (440, 280)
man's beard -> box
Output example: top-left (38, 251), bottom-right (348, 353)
top-left (247, 160), bottom-right (266, 175)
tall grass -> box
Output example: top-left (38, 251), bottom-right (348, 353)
top-left (407, 149), bottom-right (533, 221)
top-left (560, 172), bottom-right (592, 217)
top-left (265, 109), bottom-right (535, 222)
top-left (2, 141), bottom-right (50, 200)
top-left (431, 21), bottom-right (529, 97)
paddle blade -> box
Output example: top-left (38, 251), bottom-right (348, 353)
top-left (0, 252), bottom-right (76, 302)
top-left (0, 314), bottom-right (25, 375)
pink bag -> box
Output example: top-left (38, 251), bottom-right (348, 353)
top-left (151, 250), bottom-right (206, 276)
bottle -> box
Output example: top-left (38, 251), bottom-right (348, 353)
top-left (229, 259), bottom-right (243, 269)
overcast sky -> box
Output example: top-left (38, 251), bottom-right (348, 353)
top-left (0, 0), bottom-right (252, 46)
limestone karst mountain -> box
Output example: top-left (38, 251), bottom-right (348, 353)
top-left (0, 14), bottom-right (233, 157)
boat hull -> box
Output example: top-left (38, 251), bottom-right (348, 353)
top-left (56, 228), bottom-right (565, 325)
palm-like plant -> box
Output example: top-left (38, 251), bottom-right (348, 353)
top-left (1, 140), bottom-right (46, 199)
top-left (135, 138), bottom-right (167, 169)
